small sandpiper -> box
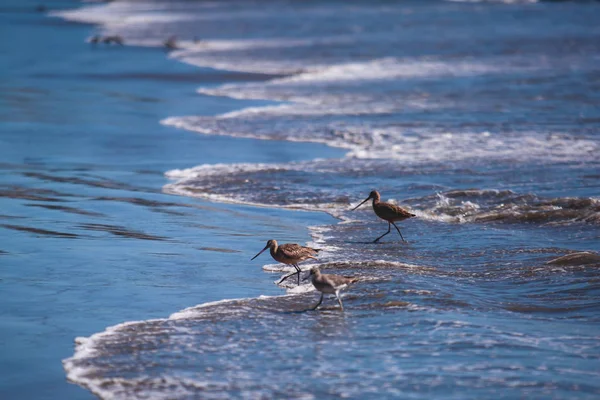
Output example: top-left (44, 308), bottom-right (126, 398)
top-left (102, 35), bottom-right (124, 46)
top-left (309, 267), bottom-right (359, 311)
top-left (164, 35), bottom-right (178, 50)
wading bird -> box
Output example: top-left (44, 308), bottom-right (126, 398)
top-left (309, 267), bottom-right (358, 311)
top-left (102, 35), bottom-right (124, 45)
top-left (251, 239), bottom-right (319, 286)
top-left (352, 190), bottom-right (415, 243)
top-left (164, 35), bottom-right (178, 51)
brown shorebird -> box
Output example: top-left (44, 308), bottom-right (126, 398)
top-left (352, 190), bottom-right (415, 243)
top-left (251, 239), bottom-right (319, 286)
top-left (164, 35), bottom-right (178, 51)
top-left (88, 35), bottom-right (101, 45)
top-left (309, 267), bottom-right (359, 311)
top-left (102, 35), bottom-right (124, 46)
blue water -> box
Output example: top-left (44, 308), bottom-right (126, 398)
top-left (2, 0), bottom-right (600, 399)
top-left (0, 1), bottom-right (340, 399)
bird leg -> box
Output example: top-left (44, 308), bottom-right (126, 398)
top-left (391, 221), bottom-right (406, 242)
top-left (335, 290), bottom-right (344, 310)
top-left (277, 264), bottom-right (302, 286)
top-left (373, 222), bottom-right (391, 243)
top-left (295, 264), bottom-right (301, 285)
top-left (278, 273), bottom-right (293, 284)
top-left (311, 293), bottom-right (324, 310)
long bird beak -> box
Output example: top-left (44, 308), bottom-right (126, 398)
top-left (351, 197), bottom-right (370, 211)
top-left (251, 245), bottom-right (269, 260)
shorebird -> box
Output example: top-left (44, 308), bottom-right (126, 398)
top-left (88, 35), bottom-right (101, 45)
top-left (102, 35), bottom-right (124, 46)
top-left (164, 35), bottom-right (178, 51)
top-left (352, 190), bottom-right (415, 243)
top-left (309, 267), bottom-right (359, 311)
top-left (251, 239), bottom-right (319, 286)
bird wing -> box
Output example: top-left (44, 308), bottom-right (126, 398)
top-left (379, 202), bottom-right (415, 219)
top-left (324, 273), bottom-right (358, 288)
top-left (279, 243), bottom-right (318, 260)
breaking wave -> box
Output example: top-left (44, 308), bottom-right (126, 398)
top-left (165, 162), bottom-right (600, 226)
top-left (55, 1), bottom-right (600, 399)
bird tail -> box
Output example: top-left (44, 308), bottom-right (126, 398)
top-left (308, 248), bottom-right (321, 257)
top-left (344, 276), bottom-right (360, 284)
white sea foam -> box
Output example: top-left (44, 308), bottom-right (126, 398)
top-left (163, 160), bottom-right (351, 219)
top-left (170, 111), bottom-right (599, 164)
top-left (346, 129), bottom-right (599, 163)
top-left (194, 55), bottom-right (550, 105)
top-left (63, 318), bottom-right (166, 400)
top-left (164, 181), bottom-right (346, 218)
top-left (307, 225), bottom-right (344, 253)
top-left (64, 294), bottom-right (297, 399)
top-left (284, 282), bottom-right (316, 294)
top-left (276, 56), bottom-right (539, 84)
top-left (324, 259), bottom-right (431, 270)
top-left (261, 263), bottom-right (319, 273)
top-left (165, 162), bottom-right (288, 179)
top-left (163, 156), bottom-right (599, 227)
top-left (169, 297), bottom-right (253, 320)
top-left (56, 1), bottom-right (600, 398)
top-left (57, 0), bottom-right (600, 171)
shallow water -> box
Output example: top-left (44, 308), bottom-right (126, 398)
top-left (3, 0), bottom-right (600, 399)
top-left (0, 1), bottom-right (339, 399)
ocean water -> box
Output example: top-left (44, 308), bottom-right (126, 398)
top-left (2, 0), bottom-right (599, 399)
top-left (0, 1), bottom-right (339, 399)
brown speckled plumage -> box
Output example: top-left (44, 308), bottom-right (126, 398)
top-left (271, 242), bottom-right (319, 264)
top-left (352, 190), bottom-right (415, 243)
top-left (251, 239), bottom-right (319, 286)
